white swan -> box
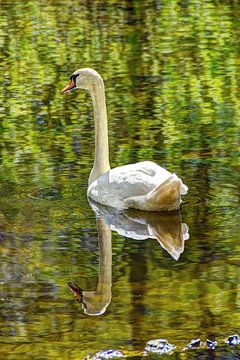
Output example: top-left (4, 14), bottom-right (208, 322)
top-left (61, 68), bottom-right (188, 211)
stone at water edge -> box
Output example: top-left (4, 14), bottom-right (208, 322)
top-left (144, 339), bottom-right (176, 354)
top-left (183, 338), bottom-right (201, 350)
top-left (206, 339), bottom-right (217, 350)
top-left (85, 349), bottom-right (124, 360)
top-left (225, 334), bottom-right (240, 346)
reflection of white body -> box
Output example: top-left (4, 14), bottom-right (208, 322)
top-left (90, 200), bottom-right (189, 261)
top-left (62, 68), bottom-right (188, 211)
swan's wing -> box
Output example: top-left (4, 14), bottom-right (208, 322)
top-left (88, 161), bottom-right (172, 209)
top-left (108, 161), bottom-right (171, 196)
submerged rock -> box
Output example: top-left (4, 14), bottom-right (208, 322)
top-left (86, 335), bottom-right (240, 359)
top-left (96, 350), bottom-right (123, 359)
top-left (225, 334), bottom-right (240, 346)
top-left (145, 338), bottom-right (176, 354)
top-left (87, 349), bottom-right (124, 360)
top-left (206, 339), bottom-right (217, 350)
top-left (183, 338), bottom-right (201, 350)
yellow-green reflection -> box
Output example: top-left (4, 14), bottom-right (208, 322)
top-left (0, 0), bottom-right (239, 358)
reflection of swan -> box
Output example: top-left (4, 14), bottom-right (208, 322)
top-left (69, 218), bottom-right (112, 316)
top-left (61, 68), bottom-right (188, 211)
top-left (68, 205), bottom-right (189, 316)
top-left (90, 199), bottom-right (189, 261)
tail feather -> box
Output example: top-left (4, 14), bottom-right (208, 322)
top-left (124, 175), bottom-right (187, 211)
top-left (146, 175), bottom-right (182, 210)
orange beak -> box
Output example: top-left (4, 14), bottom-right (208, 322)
top-left (61, 79), bottom-right (76, 94)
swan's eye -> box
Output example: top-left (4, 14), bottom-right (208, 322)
top-left (61, 74), bottom-right (79, 94)
top-left (69, 74), bottom-right (79, 84)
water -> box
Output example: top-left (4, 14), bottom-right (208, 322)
top-left (0, 0), bottom-right (239, 358)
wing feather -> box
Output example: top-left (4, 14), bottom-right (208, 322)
top-left (88, 161), bottom-right (172, 209)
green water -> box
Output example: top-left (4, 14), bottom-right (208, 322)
top-left (0, 0), bottom-right (239, 358)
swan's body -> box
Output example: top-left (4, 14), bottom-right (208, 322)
top-left (62, 68), bottom-right (188, 211)
top-left (88, 161), bottom-right (187, 211)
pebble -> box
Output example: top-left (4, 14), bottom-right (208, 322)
top-left (206, 339), bottom-right (217, 350)
top-left (145, 338), bottom-right (176, 354)
top-left (89, 349), bottom-right (124, 360)
top-left (225, 334), bottom-right (240, 346)
top-left (183, 338), bottom-right (201, 350)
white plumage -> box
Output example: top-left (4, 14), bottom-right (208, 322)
top-left (62, 68), bottom-right (188, 211)
top-left (88, 161), bottom-right (188, 211)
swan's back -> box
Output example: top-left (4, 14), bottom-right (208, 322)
top-left (88, 161), bottom-right (187, 211)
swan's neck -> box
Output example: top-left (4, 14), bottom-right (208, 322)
top-left (88, 79), bottom-right (110, 185)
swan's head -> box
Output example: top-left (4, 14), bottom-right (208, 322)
top-left (61, 68), bottom-right (103, 94)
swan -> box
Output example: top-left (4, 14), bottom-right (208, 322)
top-left (61, 68), bottom-right (188, 211)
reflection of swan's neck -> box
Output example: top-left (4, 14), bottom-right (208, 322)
top-left (97, 218), bottom-right (112, 295)
top-left (82, 218), bottom-right (112, 316)
top-left (88, 78), bottom-right (110, 185)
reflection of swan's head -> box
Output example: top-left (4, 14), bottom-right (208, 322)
top-left (61, 68), bottom-right (103, 94)
top-left (68, 282), bottom-right (111, 316)
top-left (81, 295), bottom-right (110, 316)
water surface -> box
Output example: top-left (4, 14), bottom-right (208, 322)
top-left (0, 0), bottom-right (239, 358)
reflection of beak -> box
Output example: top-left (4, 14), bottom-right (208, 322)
top-left (68, 282), bottom-right (84, 303)
top-left (61, 79), bottom-right (76, 94)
